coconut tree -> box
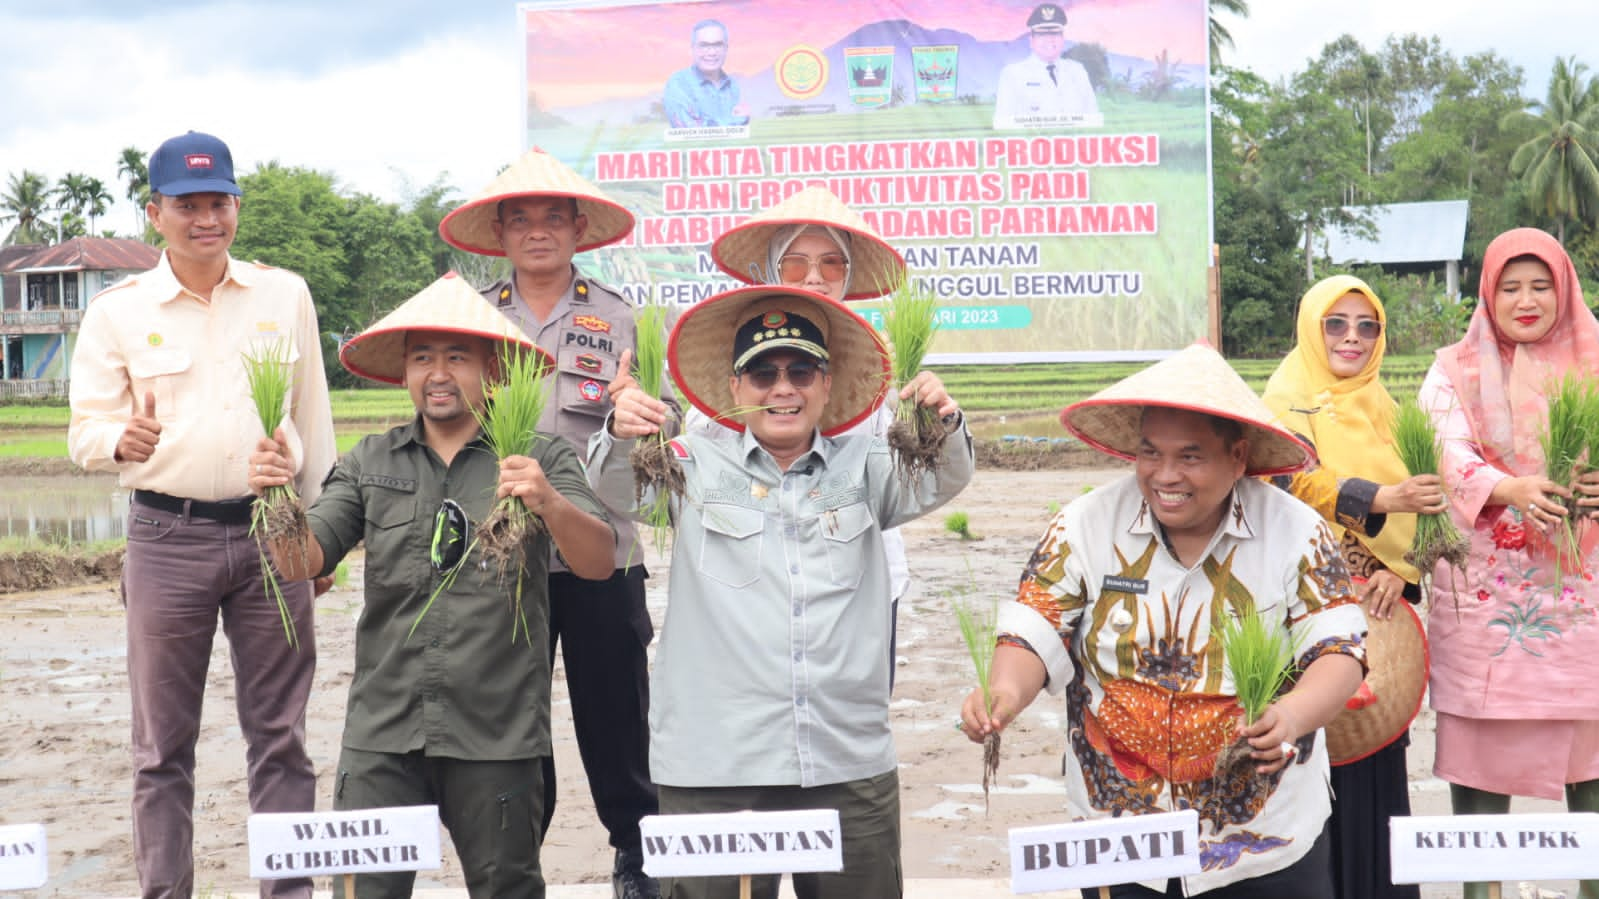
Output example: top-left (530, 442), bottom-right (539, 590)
top-left (117, 146), bottom-right (149, 233)
top-left (1, 170), bottom-right (54, 245)
top-left (1209, 0), bottom-right (1250, 65)
top-left (1506, 56), bottom-right (1599, 244)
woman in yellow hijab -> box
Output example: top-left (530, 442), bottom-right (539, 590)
top-left (1263, 274), bottom-right (1446, 899)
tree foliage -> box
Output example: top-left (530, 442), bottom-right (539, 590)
top-left (1506, 56), bottom-right (1599, 243)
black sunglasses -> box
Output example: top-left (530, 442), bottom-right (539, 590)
top-left (431, 499), bottom-right (469, 573)
top-left (1322, 316), bottom-right (1382, 340)
top-left (741, 361), bottom-right (824, 390)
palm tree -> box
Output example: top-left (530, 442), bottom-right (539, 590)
top-left (1506, 56), bottom-right (1599, 244)
top-left (118, 146), bottom-right (149, 233)
top-left (82, 176), bottom-right (113, 235)
top-left (1, 170), bottom-right (54, 245)
top-left (1209, 0), bottom-right (1250, 65)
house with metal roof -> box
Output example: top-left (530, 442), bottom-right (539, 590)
top-left (1320, 199), bottom-right (1470, 299)
top-left (1, 237), bottom-right (159, 391)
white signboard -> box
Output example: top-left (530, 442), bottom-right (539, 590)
top-left (640, 809), bottom-right (842, 879)
top-left (1391, 813), bottom-right (1599, 883)
top-left (0, 823), bottom-right (48, 890)
top-left (1009, 809), bottom-right (1200, 893)
top-left (248, 806), bottom-right (442, 880)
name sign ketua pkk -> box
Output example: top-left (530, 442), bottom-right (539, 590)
top-left (0, 823), bottom-right (48, 890)
top-left (1010, 809), bottom-right (1200, 893)
top-left (248, 806), bottom-right (442, 880)
top-left (640, 809), bottom-right (842, 879)
top-left (1391, 813), bottom-right (1599, 883)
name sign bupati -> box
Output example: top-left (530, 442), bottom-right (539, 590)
top-left (247, 806), bottom-right (442, 880)
top-left (1009, 809), bottom-right (1200, 893)
top-left (1390, 813), bottom-right (1599, 883)
top-left (640, 809), bottom-right (843, 879)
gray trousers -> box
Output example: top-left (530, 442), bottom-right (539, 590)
top-left (657, 771), bottom-right (902, 899)
top-left (123, 497), bottom-right (316, 899)
top-left (334, 747), bottom-right (547, 899)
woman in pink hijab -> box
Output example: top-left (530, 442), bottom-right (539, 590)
top-left (1419, 227), bottom-right (1599, 899)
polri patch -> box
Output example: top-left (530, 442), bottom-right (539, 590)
top-left (573, 314), bottom-right (611, 333)
top-left (1102, 575), bottom-right (1149, 595)
top-left (579, 379), bottom-right (604, 402)
top-left (575, 353), bottom-right (603, 373)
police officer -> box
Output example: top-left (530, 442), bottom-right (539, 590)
top-left (440, 149), bottom-right (668, 899)
top-left (992, 2), bottom-right (1101, 129)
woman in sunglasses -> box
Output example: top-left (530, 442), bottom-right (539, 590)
top-left (1262, 274), bottom-right (1447, 899)
top-left (1418, 228), bottom-right (1599, 899)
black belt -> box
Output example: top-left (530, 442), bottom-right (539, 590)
top-left (132, 490), bottom-right (255, 525)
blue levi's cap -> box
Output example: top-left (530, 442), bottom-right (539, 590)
top-left (148, 131), bottom-right (241, 197)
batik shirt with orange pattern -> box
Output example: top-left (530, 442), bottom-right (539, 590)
top-left (997, 474), bottom-right (1365, 895)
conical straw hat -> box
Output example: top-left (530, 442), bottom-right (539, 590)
top-left (1060, 343), bottom-right (1313, 476)
top-left (1326, 599), bottom-right (1429, 765)
top-left (339, 272), bottom-right (554, 385)
top-left (711, 186), bottom-right (906, 300)
top-left (439, 147), bottom-right (635, 256)
top-left (667, 285), bottom-right (890, 436)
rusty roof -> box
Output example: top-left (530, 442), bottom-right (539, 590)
top-left (3, 237), bottom-right (160, 274)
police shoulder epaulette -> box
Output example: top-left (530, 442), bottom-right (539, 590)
top-left (496, 283), bottom-right (513, 307)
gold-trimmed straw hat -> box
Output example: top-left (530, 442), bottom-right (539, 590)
top-left (1325, 600), bottom-right (1429, 765)
top-left (667, 285), bottom-right (891, 436)
top-left (710, 186), bottom-right (906, 300)
top-left (339, 271), bottom-right (554, 385)
top-left (1060, 343), bottom-right (1313, 476)
top-left (439, 147), bottom-right (635, 256)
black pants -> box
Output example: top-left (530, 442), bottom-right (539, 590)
top-left (542, 567), bottom-right (658, 850)
top-left (1109, 823), bottom-right (1333, 899)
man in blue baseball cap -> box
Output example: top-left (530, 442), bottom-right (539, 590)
top-left (68, 130), bottom-right (334, 899)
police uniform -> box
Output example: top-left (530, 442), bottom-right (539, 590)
top-left (481, 270), bottom-right (663, 863)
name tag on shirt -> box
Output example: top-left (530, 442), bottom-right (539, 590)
top-left (1102, 575), bottom-right (1148, 595)
top-left (360, 474), bottom-right (417, 492)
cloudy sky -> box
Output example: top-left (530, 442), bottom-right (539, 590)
top-left (1, 0), bottom-right (1595, 235)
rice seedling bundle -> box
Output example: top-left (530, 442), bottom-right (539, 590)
top-left (625, 304), bottom-right (683, 562)
top-left (243, 338), bottom-right (308, 649)
top-left (472, 344), bottom-right (553, 645)
top-left (1540, 373), bottom-right (1599, 581)
top-left (883, 277), bottom-right (945, 482)
top-left (1391, 400), bottom-right (1468, 582)
top-left (952, 591), bottom-right (1002, 811)
top-left (1213, 607), bottom-right (1298, 779)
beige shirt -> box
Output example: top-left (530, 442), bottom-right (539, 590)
top-left (68, 251), bottom-right (336, 504)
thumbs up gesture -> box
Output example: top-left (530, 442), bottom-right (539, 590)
top-left (115, 391), bottom-right (163, 463)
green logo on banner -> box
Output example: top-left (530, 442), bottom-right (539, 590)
top-left (912, 45), bottom-right (958, 104)
top-left (845, 46), bottom-right (894, 108)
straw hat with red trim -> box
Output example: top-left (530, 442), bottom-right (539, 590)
top-left (339, 271), bottom-right (554, 385)
top-left (711, 185), bottom-right (906, 300)
top-left (667, 285), bottom-right (891, 436)
top-left (1325, 599), bottom-right (1429, 765)
top-left (1060, 343), bottom-right (1313, 476)
top-left (438, 147), bottom-right (635, 256)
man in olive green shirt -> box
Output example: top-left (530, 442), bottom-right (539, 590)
top-left (251, 274), bottom-right (617, 899)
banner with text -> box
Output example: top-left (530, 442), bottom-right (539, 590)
top-left (520, 0), bottom-right (1210, 362)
